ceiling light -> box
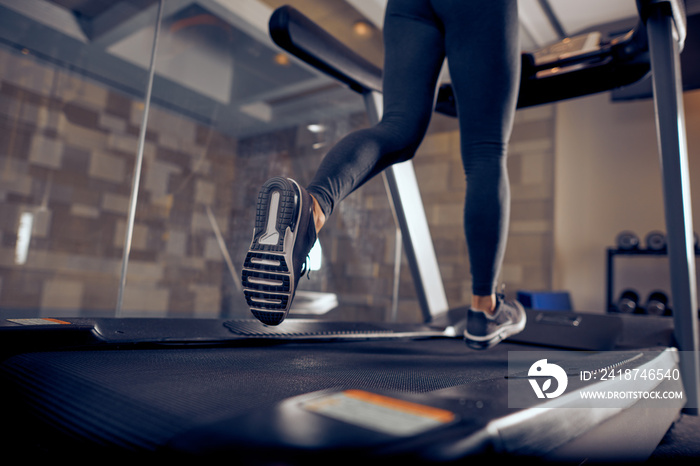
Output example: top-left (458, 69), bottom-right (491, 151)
top-left (274, 53), bottom-right (291, 66)
top-left (352, 20), bottom-right (373, 38)
top-left (307, 124), bottom-right (325, 133)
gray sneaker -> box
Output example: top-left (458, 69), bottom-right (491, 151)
top-left (464, 295), bottom-right (526, 349)
top-left (241, 177), bottom-right (317, 326)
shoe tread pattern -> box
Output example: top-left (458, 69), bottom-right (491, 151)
top-left (243, 178), bottom-right (299, 326)
top-left (251, 179), bottom-right (297, 253)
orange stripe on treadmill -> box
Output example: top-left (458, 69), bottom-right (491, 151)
top-left (343, 389), bottom-right (455, 423)
top-left (44, 318), bottom-right (71, 324)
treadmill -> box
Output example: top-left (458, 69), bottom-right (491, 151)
top-left (0, 0), bottom-right (697, 462)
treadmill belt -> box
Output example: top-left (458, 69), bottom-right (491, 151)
top-left (223, 319), bottom-right (394, 337)
top-left (0, 339), bottom-right (531, 455)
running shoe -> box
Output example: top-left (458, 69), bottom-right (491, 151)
top-left (464, 295), bottom-right (526, 349)
top-left (241, 177), bottom-right (317, 325)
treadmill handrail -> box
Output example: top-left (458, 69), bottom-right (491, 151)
top-left (268, 2), bottom-right (686, 101)
top-left (637, 0), bottom-right (687, 50)
top-left (268, 5), bottom-right (656, 114)
top-left (269, 5), bottom-right (383, 94)
top-left (532, 22), bottom-right (648, 72)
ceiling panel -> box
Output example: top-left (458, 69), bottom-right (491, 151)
top-left (2, 0), bottom-right (698, 139)
top-left (547, 0), bottom-right (638, 36)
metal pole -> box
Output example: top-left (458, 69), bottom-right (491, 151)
top-left (391, 227), bottom-right (402, 322)
top-left (115, 0), bottom-right (164, 316)
top-left (646, 3), bottom-right (700, 413)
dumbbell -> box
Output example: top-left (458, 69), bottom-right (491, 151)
top-left (616, 289), bottom-right (640, 314)
top-left (645, 231), bottom-right (667, 252)
top-left (644, 231), bottom-right (698, 252)
top-left (644, 291), bottom-right (669, 316)
top-left (616, 231), bottom-right (640, 251)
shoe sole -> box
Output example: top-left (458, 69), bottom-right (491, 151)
top-left (464, 312), bottom-right (527, 350)
top-left (242, 177), bottom-right (302, 325)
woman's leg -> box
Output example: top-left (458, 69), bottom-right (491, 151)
top-left (431, 0), bottom-right (521, 310)
top-left (243, 0), bottom-right (447, 326)
top-left (306, 0), bottom-right (447, 221)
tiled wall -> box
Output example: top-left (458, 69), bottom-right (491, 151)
top-left (0, 47), bottom-right (239, 318)
top-left (0, 44), bottom-right (556, 321)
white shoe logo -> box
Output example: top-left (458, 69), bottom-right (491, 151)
top-left (528, 359), bottom-right (568, 399)
top-left (260, 191), bottom-right (281, 245)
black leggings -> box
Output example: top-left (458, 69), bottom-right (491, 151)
top-left (306, 0), bottom-right (520, 296)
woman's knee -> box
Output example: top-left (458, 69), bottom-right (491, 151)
top-left (376, 115), bottom-right (430, 159)
top-left (460, 140), bottom-right (509, 174)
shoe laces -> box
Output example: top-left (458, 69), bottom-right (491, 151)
top-left (494, 285), bottom-right (516, 317)
top-left (300, 256), bottom-right (312, 280)
top-left (497, 283), bottom-right (507, 298)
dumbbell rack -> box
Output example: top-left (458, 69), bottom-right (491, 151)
top-left (606, 246), bottom-right (700, 314)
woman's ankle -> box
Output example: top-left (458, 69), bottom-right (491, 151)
top-left (471, 294), bottom-right (496, 314)
top-left (310, 195), bottom-right (326, 233)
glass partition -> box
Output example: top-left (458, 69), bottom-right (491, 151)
top-left (0, 0), bottom-right (562, 323)
top-left (0, 0), bottom-right (159, 317)
top-left (133, 0), bottom-right (403, 321)
top-left (0, 0), bottom-right (409, 322)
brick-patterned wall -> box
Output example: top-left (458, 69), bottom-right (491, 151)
top-left (0, 46), bottom-right (402, 320)
top-left (0, 47), bottom-right (239, 318)
top-left (504, 105), bottom-right (557, 294)
top-left (0, 45), bottom-right (556, 321)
